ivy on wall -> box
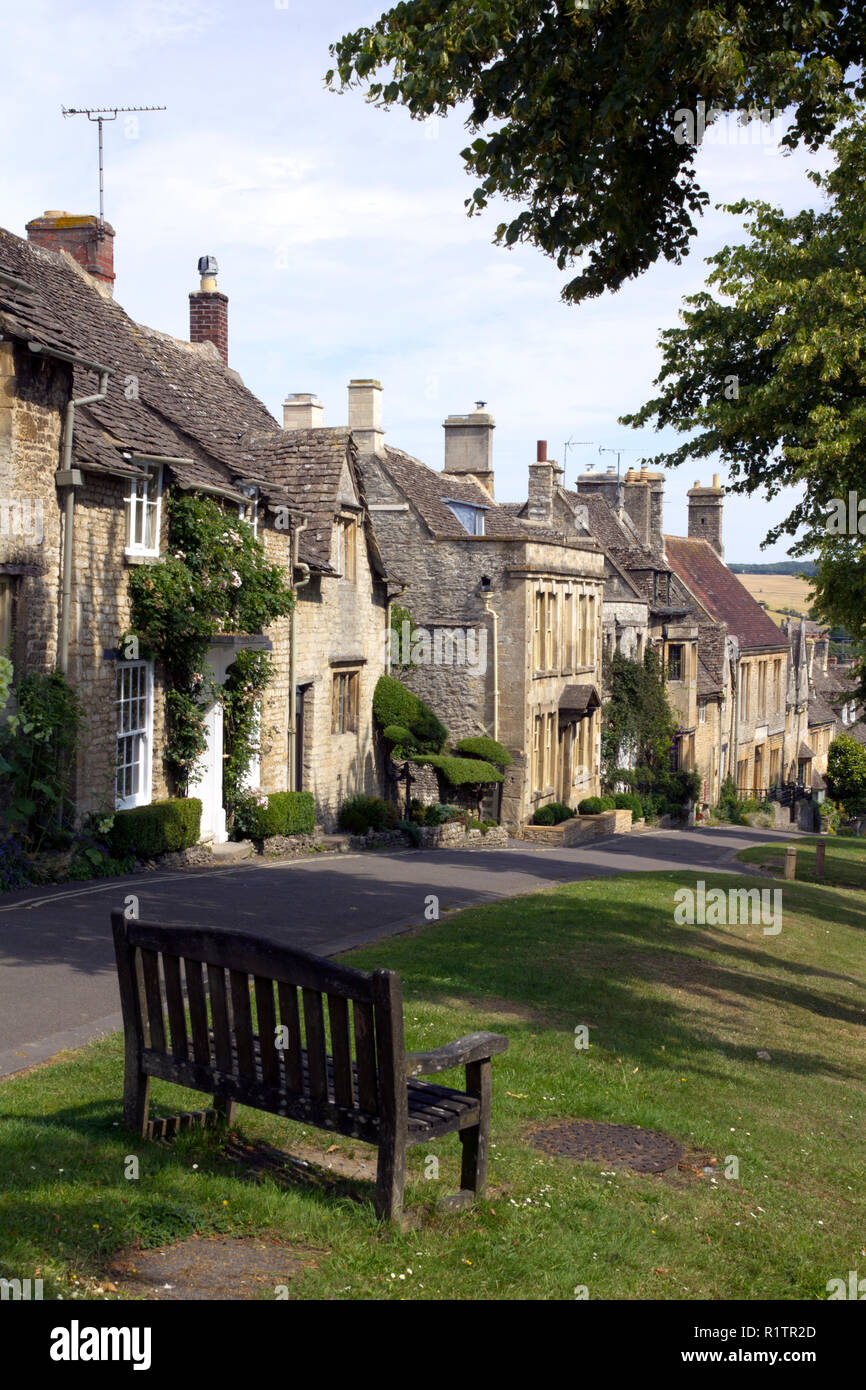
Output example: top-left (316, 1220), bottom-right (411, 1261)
top-left (127, 492), bottom-right (295, 800)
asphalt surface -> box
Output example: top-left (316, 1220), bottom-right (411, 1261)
top-left (0, 823), bottom-right (797, 1077)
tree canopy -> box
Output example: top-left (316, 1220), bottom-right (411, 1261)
top-left (601, 649), bottom-right (676, 778)
top-left (327, 2), bottom-right (866, 302)
top-left (620, 112), bottom-right (866, 681)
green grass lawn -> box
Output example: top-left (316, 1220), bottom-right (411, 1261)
top-left (1, 869), bottom-right (864, 1301)
top-left (737, 835), bottom-right (866, 888)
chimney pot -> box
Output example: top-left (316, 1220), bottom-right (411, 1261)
top-left (537, 440), bottom-right (547, 462)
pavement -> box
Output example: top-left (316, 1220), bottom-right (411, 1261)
top-left (0, 822), bottom-right (799, 1078)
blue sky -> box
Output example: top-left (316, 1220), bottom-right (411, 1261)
top-left (3, 0), bottom-right (832, 561)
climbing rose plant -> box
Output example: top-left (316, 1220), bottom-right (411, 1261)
top-left (128, 493), bottom-right (295, 795)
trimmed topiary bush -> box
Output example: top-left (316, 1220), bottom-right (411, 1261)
top-left (339, 795), bottom-right (399, 835)
top-left (578, 796), bottom-right (605, 815)
top-left (613, 793), bottom-right (642, 817)
top-left (382, 724), bottom-right (417, 754)
top-left (422, 754), bottom-right (505, 786)
top-left (110, 798), bottom-right (202, 859)
top-left (454, 736), bottom-right (513, 768)
top-left (373, 675), bottom-right (447, 752)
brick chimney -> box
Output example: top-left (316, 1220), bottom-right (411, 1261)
top-left (26, 211), bottom-right (115, 293)
top-left (283, 393), bottom-right (324, 429)
top-left (189, 256), bottom-right (228, 364)
top-left (348, 379), bottom-right (384, 456)
top-left (443, 403), bottom-right (495, 497)
top-left (527, 440), bottom-right (563, 525)
top-left (687, 474), bottom-right (724, 558)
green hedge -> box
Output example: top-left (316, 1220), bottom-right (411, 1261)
top-left (373, 675), bottom-right (447, 752)
top-left (454, 736), bottom-right (513, 768)
top-left (422, 754), bottom-right (505, 786)
top-left (531, 801), bottom-right (574, 825)
top-left (267, 791), bottom-right (315, 836)
top-left (578, 796), bottom-right (616, 815)
top-left (340, 795), bottom-right (399, 834)
top-left (110, 798), bottom-right (202, 859)
top-left (613, 792), bottom-right (642, 817)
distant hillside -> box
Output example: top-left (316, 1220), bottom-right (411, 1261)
top-left (729, 561), bottom-right (817, 576)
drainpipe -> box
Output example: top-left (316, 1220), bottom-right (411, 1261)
top-left (288, 518), bottom-right (310, 791)
top-left (483, 591), bottom-right (499, 741)
top-left (27, 343), bottom-right (112, 675)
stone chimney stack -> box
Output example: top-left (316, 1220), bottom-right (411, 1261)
top-left (687, 473), bottom-right (724, 558)
top-left (26, 211), bottom-right (115, 294)
top-left (576, 465), bottom-right (619, 509)
top-left (348, 379), bottom-right (384, 456)
top-left (443, 403), bottom-right (495, 497)
top-left (620, 467), bottom-right (665, 554)
top-left (283, 393), bottom-right (324, 429)
top-left (189, 255), bottom-right (228, 364)
top-left (527, 440), bottom-right (563, 525)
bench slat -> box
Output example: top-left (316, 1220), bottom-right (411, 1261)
top-left (139, 949), bottom-right (166, 1054)
top-left (353, 999), bottom-right (378, 1114)
top-left (126, 922), bottom-right (373, 1002)
top-left (327, 995), bottom-right (353, 1108)
top-left (162, 954), bottom-right (188, 1063)
top-left (208, 966), bottom-right (233, 1073)
top-left (303, 988), bottom-right (328, 1102)
top-left (254, 976), bottom-right (279, 1086)
top-left (277, 982), bottom-right (303, 1092)
top-left (230, 970), bottom-right (256, 1079)
top-left (185, 959), bottom-right (211, 1066)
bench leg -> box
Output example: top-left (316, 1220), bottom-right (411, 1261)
top-left (122, 1065), bottom-right (150, 1139)
top-left (375, 1130), bottom-right (406, 1223)
top-left (459, 1058), bottom-right (492, 1198)
top-left (212, 1096), bottom-right (237, 1128)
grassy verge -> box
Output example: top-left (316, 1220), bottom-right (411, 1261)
top-left (737, 835), bottom-right (866, 888)
top-left (1, 869), bottom-right (863, 1300)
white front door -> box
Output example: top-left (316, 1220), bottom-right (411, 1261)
top-left (191, 645), bottom-right (231, 845)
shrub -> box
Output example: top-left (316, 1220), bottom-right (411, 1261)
top-left (383, 724), bottom-right (417, 754)
top-left (110, 798), bottom-right (202, 859)
top-left (578, 797), bottom-right (605, 815)
top-left (422, 754), bottom-right (504, 786)
top-left (614, 792), bottom-right (643, 817)
top-left (266, 791), bottom-right (315, 837)
top-left (532, 805), bottom-right (558, 825)
top-left (424, 802), bottom-right (462, 826)
top-left (535, 801), bottom-right (573, 824)
top-left (0, 838), bottom-right (34, 892)
top-left (339, 795), bottom-right (398, 835)
top-left (373, 675), bottom-right (447, 752)
top-left (397, 819), bottom-right (422, 847)
top-left (454, 736), bottom-right (513, 768)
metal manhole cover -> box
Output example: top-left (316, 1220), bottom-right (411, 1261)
top-left (529, 1120), bottom-right (682, 1173)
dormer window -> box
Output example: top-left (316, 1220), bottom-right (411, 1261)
top-left (125, 467), bottom-right (162, 556)
top-left (444, 499), bottom-right (485, 536)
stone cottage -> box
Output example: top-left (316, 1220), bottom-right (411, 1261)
top-left (349, 388), bottom-right (606, 829)
top-left (0, 212), bottom-right (388, 838)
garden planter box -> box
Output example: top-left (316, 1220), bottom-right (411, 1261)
top-left (522, 809), bottom-right (632, 845)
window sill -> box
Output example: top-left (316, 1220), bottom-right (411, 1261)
top-left (124, 551), bottom-right (160, 566)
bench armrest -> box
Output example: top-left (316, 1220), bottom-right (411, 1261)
top-left (404, 1031), bottom-right (509, 1077)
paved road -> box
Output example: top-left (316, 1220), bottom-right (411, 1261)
top-left (0, 824), bottom-right (796, 1077)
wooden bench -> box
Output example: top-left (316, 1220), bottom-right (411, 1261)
top-left (111, 911), bottom-right (508, 1222)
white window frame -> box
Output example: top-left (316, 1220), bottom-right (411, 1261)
top-left (238, 495), bottom-right (259, 539)
top-left (125, 467), bottom-right (163, 556)
top-left (115, 659), bottom-right (154, 810)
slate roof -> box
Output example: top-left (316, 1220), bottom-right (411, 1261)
top-left (376, 447), bottom-right (590, 547)
top-left (0, 225), bottom-right (280, 501)
top-left (808, 690), bottom-right (838, 729)
top-left (664, 536), bottom-right (787, 650)
top-left (239, 427), bottom-right (385, 575)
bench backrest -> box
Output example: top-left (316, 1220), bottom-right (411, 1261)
top-left (111, 911), bottom-right (405, 1133)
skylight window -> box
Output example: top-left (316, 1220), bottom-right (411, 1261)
top-left (444, 499), bottom-right (485, 535)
